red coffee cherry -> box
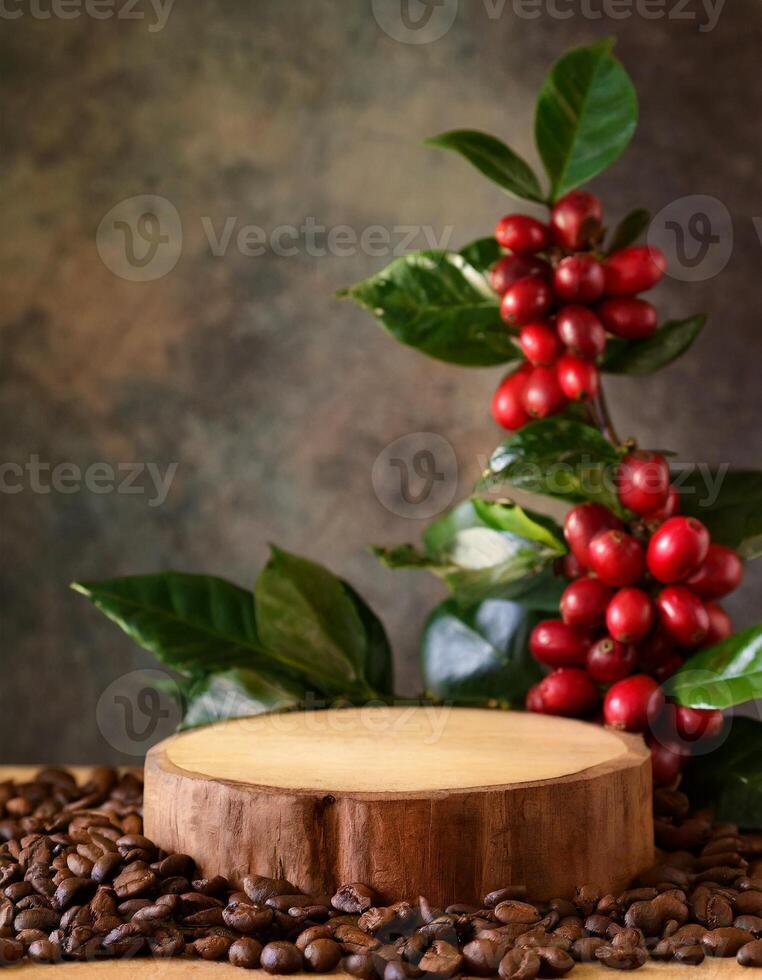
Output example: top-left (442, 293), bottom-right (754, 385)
top-left (606, 587), bottom-right (655, 644)
top-left (489, 254), bottom-right (552, 295)
top-left (649, 738), bottom-right (686, 787)
top-left (529, 619), bottom-right (590, 668)
top-left (538, 668), bottom-right (600, 718)
top-left (588, 530), bottom-right (646, 588)
top-left (550, 190), bottom-right (602, 250)
top-left (519, 323), bottom-right (562, 367)
top-left (560, 577), bottom-right (613, 628)
top-left (615, 451), bottom-right (671, 516)
top-left (638, 631), bottom-right (684, 682)
top-left (603, 675), bottom-right (664, 733)
top-left (525, 683), bottom-right (546, 713)
top-left (647, 516), bottom-right (710, 583)
top-left (494, 214), bottom-right (550, 254)
top-left (556, 305), bottom-right (607, 360)
top-left (563, 503), bottom-right (623, 569)
top-left (704, 601), bottom-right (732, 646)
top-left (648, 485), bottom-right (681, 523)
top-left (597, 297), bottom-right (658, 340)
top-left (686, 543), bottom-right (743, 599)
top-left (603, 245), bottom-right (666, 296)
top-left (560, 552), bottom-right (585, 579)
top-left (521, 366), bottom-right (567, 419)
top-left (586, 637), bottom-right (637, 684)
top-left (556, 355), bottom-right (599, 402)
top-left (656, 586), bottom-right (710, 647)
top-left (491, 365), bottom-right (532, 430)
top-left (673, 705), bottom-right (724, 742)
top-left (554, 255), bottom-right (605, 304)
top-left (500, 276), bottom-right (554, 326)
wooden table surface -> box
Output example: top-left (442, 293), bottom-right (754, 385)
top-left (1, 768), bottom-right (750, 977)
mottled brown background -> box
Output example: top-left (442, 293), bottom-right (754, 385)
top-left (1, 0), bottom-right (760, 763)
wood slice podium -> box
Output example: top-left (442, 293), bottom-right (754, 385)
top-left (144, 707), bottom-right (653, 906)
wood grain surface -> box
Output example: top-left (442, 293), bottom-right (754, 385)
top-left (144, 708), bottom-right (654, 905)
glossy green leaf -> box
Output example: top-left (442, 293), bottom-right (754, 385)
top-left (71, 572), bottom-right (266, 674)
top-left (603, 316), bottom-right (706, 376)
top-left (458, 237), bottom-right (503, 272)
top-left (338, 250), bottom-right (520, 367)
top-left (254, 547), bottom-right (386, 699)
top-left (606, 208), bottom-right (650, 255)
top-left (426, 130), bottom-right (545, 203)
top-left (471, 497), bottom-right (566, 554)
top-left (683, 717), bottom-right (762, 829)
top-left (678, 469), bottom-right (762, 559)
top-left (664, 625), bottom-right (762, 709)
top-left (485, 418), bottom-right (624, 512)
top-left (342, 582), bottom-right (395, 697)
top-left (535, 38), bottom-right (638, 200)
top-left (180, 668), bottom-right (305, 730)
top-left (421, 598), bottom-right (543, 706)
top-left (376, 498), bottom-right (563, 607)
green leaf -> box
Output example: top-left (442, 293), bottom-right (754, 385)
top-left (678, 469), bottom-right (762, 559)
top-left (254, 547), bottom-right (388, 699)
top-left (376, 498), bottom-right (564, 607)
top-left (606, 208), bottom-right (651, 255)
top-left (342, 582), bottom-right (395, 697)
top-left (603, 316), bottom-right (706, 375)
top-left (421, 598), bottom-right (543, 706)
top-left (471, 497), bottom-right (566, 554)
top-left (682, 717), bottom-right (762, 829)
top-left (535, 38), bottom-right (638, 200)
top-left (338, 250), bottom-right (519, 367)
top-left (664, 625), bottom-right (762, 709)
top-left (71, 572), bottom-right (266, 674)
top-left (458, 237), bottom-right (503, 272)
top-left (485, 418), bottom-right (624, 512)
top-left (180, 667), bottom-right (305, 730)
top-left (426, 130), bottom-right (545, 203)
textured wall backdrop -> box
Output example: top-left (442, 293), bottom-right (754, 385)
top-left (1, 0), bottom-right (760, 763)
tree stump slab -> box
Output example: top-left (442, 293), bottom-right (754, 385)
top-left (143, 707), bottom-right (653, 906)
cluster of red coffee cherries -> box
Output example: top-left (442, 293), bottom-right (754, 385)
top-left (524, 451), bottom-right (744, 786)
top-left (489, 191), bottom-right (666, 429)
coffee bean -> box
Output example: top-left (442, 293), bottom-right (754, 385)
top-left (223, 900), bottom-right (273, 933)
top-left (304, 937), bottom-right (342, 971)
top-left (229, 936), bottom-right (263, 969)
top-left (332, 882), bottom-right (376, 915)
top-left (498, 947), bottom-right (541, 979)
top-left (243, 875), bottom-right (297, 904)
top-left (462, 936), bottom-right (510, 975)
top-left (419, 939), bottom-right (462, 978)
top-left (571, 936), bottom-right (606, 962)
top-left (485, 886), bottom-right (529, 907)
top-left (27, 938), bottom-right (60, 963)
top-left (113, 863), bottom-right (156, 899)
top-left (296, 924), bottom-right (334, 950)
top-left (738, 939), bottom-right (762, 968)
top-left (147, 926), bottom-right (184, 958)
top-left (703, 927), bottom-right (756, 957)
top-left (673, 943), bottom-right (705, 965)
top-left (260, 939), bottom-right (303, 974)
top-left (494, 900), bottom-right (542, 926)
top-left (13, 908), bottom-right (59, 932)
top-left (343, 952), bottom-right (376, 978)
top-left (194, 933), bottom-right (233, 960)
top-left (595, 942), bottom-right (648, 969)
top-left (0, 937), bottom-right (24, 965)
top-left (736, 915), bottom-right (762, 936)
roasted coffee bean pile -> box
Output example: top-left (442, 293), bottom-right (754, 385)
top-left (1, 770), bottom-right (761, 973)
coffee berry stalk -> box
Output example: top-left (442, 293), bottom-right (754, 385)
top-left (491, 191), bottom-right (665, 429)
top-left (525, 448), bottom-right (742, 785)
